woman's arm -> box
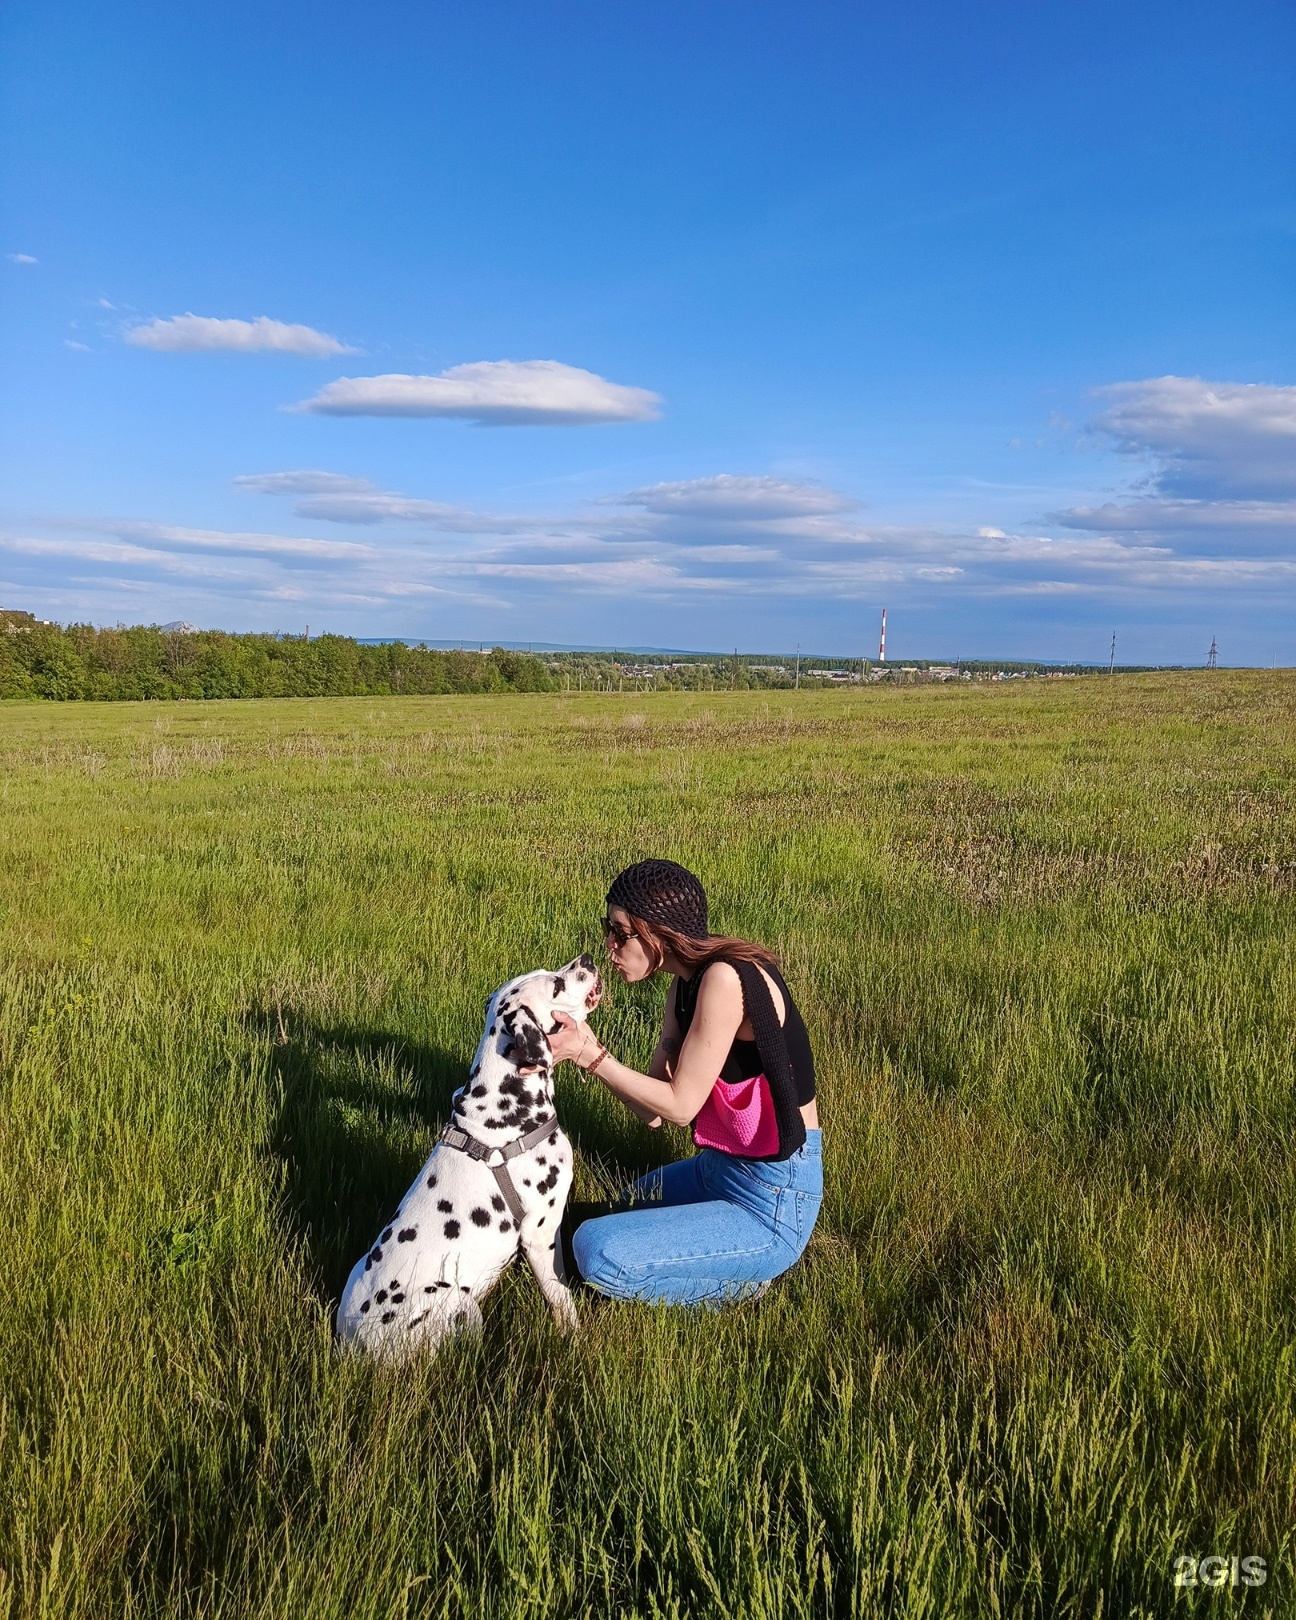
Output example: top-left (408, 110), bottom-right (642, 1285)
top-left (559, 964), bottom-right (745, 1128)
top-left (549, 976), bottom-right (683, 1127)
top-left (623, 993), bottom-right (682, 1127)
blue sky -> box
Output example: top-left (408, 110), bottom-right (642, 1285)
top-left (2, 0), bottom-right (1293, 662)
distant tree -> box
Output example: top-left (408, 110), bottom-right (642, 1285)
top-left (0, 622), bottom-right (558, 701)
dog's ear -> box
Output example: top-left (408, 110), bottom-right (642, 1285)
top-left (502, 1002), bottom-right (549, 1069)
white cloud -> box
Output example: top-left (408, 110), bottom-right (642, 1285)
top-left (1089, 376), bottom-right (1296, 500)
top-left (64, 339), bottom-right (90, 352)
top-left (233, 471), bottom-right (375, 497)
top-left (110, 522), bottom-right (371, 561)
top-left (624, 475), bottom-right (854, 520)
top-left (235, 468), bottom-right (512, 530)
top-left (1054, 499), bottom-right (1296, 537)
top-left (292, 360), bottom-right (661, 424)
top-left (294, 493), bottom-right (504, 528)
top-left (1047, 376), bottom-right (1296, 577)
top-left (125, 315), bottom-right (355, 357)
top-left (224, 466), bottom-right (1215, 603)
top-left (462, 557), bottom-right (683, 592)
top-left (7, 252), bottom-right (37, 265)
top-left (15, 439), bottom-right (1294, 634)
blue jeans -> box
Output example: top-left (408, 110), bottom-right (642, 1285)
top-left (571, 1130), bottom-right (823, 1306)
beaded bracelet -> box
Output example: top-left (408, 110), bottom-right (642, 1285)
top-left (583, 1037), bottom-right (610, 1076)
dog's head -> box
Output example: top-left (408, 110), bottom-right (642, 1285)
top-left (492, 953), bottom-right (603, 1071)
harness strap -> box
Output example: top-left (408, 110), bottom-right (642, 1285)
top-left (490, 1164), bottom-right (528, 1224)
top-left (439, 1116), bottom-right (556, 1225)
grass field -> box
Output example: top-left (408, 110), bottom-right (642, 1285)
top-left (1, 675), bottom-right (1293, 1618)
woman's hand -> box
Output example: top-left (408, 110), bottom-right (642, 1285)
top-left (547, 1012), bottom-right (600, 1069)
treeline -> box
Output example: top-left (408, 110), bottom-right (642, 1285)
top-left (0, 618), bottom-right (555, 700)
top-left (547, 652), bottom-right (801, 691)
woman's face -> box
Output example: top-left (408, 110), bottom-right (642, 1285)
top-left (602, 904), bottom-right (655, 983)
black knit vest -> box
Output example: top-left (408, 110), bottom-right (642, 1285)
top-left (677, 959), bottom-right (807, 1162)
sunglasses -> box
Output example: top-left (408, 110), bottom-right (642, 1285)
top-left (601, 915), bottom-right (638, 949)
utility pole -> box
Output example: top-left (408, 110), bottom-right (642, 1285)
top-left (795, 644), bottom-right (800, 689)
top-left (1109, 632), bottom-right (1116, 674)
top-left (1207, 636), bottom-right (1218, 671)
top-left (879, 608), bottom-right (887, 663)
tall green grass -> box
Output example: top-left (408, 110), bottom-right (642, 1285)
top-left (0, 675), bottom-right (1292, 1617)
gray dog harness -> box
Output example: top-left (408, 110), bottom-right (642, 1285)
top-left (439, 1116), bottom-right (556, 1224)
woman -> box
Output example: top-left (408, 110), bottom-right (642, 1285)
top-left (549, 858), bottom-right (822, 1306)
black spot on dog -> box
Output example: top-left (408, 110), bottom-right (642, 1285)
top-left (443, 1220), bottom-right (460, 1239)
top-left (437, 1199), bottom-right (453, 1213)
top-left (398, 1228), bottom-right (417, 1242)
top-left (425, 1285), bottom-right (435, 1294)
top-left (549, 1133), bottom-right (558, 1145)
top-left (426, 1174), bottom-right (437, 1189)
top-left (381, 1310), bottom-right (396, 1324)
top-left (364, 1256), bottom-right (373, 1273)
top-left (490, 1194), bottom-right (506, 1212)
top-left (522, 1178), bottom-right (531, 1187)
top-left (552, 975), bottom-right (566, 996)
top-left (409, 1312), bottom-right (427, 1327)
top-left (548, 1197), bottom-right (555, 1207)
top-left (535, 1155), bottom-right (546, 1166)
top-left (460, 1284), bottom-right (470, 1292)
top-left (489, 1025), bottom-right (496, 1035)
top-left (375, 1289), bottom-right (388, 1304)
top-left (381, 1227), bottom-right (393, 1242)
top-left (438, 1280), bottom-right (452, 1289)
top-left (537, 1217), bottom-right (545, 1227)
top-left (499, 1220), bottom-right (512, 1232)
top-left (391, 1292), bottom-right (405, 1304)
top-left (360, 1299), bottom-right (371, 1313)
top-left (471, 1084), bottom-right (487, 1098)
top-left (470, 1208), bottom-right (490, 1228)
top-left (369, 1246), bottom-right (383, 1264)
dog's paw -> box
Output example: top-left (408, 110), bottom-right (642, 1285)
top-left (549, 1292), bottom-right (580, 1334)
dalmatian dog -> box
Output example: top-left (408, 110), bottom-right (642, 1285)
top-left (336, 953), bottom-right (601, 1360)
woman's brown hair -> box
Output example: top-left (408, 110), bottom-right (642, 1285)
top-left (627, 914), bottom-right (778, 977)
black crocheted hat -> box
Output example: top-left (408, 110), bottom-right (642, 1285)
top-left (606, 859), bottom-right (709, 939)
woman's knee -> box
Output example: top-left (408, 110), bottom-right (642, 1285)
top-left (571, 1216), bottom-right (624, 1289)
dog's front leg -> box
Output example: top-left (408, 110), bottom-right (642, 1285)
top-left (523, 1236), bottom-right (579, 1332)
